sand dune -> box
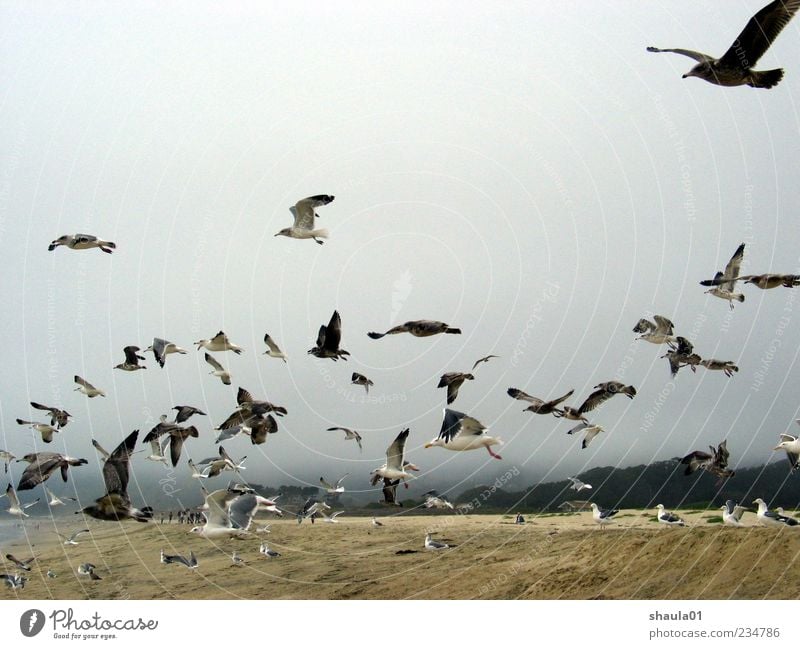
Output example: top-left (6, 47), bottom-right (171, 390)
top-left (2, 511), bottom-right (800, 600)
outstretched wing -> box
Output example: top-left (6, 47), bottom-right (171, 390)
top-left (718, 1), bottom-right (800, 70)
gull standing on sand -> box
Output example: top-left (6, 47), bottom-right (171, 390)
top-left (274, 194), bottom-right (335, 245)
top-left (204, 353), bottom-right (231, 385)
top-left (368, 320), bottom-right (461, 339)
top-left (262, 334), bottom-right (287, 362)
top-left (160, 549), bottom-right (198, 569)
top-left (16, 452), bottom-right (88, 490)
top-left (259, 543), bottom-right (281, 558)
top-left (195, 331), bottom-right (244, 354)
top-left (327, 427), bottom-right (363, 452)
top-left (700, 243), bottom-right (746, 309)
top-left (144, 338), bottom-right (188, 368)
top-left (567, 476), bottom-right (592, 492)
top-left (753, 498), bottom-right (800, 528)
top-left (656, 504), bottom-right (685, 527)
top-left (371, 518), bottom-right (384, 527)
top-left (590, 503), bottom-right (618, 528)
top-left (79, 430), bottom-right (153, 522)
top-left (721, 500), bottom-right (747, 527)
top-left (48, 233), bottom-right (116, 253)
top-left (507, 387), bottom-right (575, 416)
top-left (114, 346), bottom-right (146, 371)
top-left (351, 372), bottom-right (374, 393)
top-left (647, 0), bottom-right (800, 89)
top-left (424, 533), bottom-right (449, 550)
top-left (425, 408), bottom-right (503, 459)
top-left (438, 372), bottom-right (474, 405)
top-left (74, 375), bottom-right (105, 397)
top-left (308, 310), bottom-right (349, 360)
top-left (78, 563), bottom-right (102, 580)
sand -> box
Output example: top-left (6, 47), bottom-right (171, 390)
top-left (2, 510), bottom-right (800, 600)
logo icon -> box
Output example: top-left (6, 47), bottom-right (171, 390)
top-left (20, 609), bottom-right (45, 637)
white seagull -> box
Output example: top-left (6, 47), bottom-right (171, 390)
top-left (753, 498), bottom-right (800, 528)
top-left (190, 489), bottom-right (257, 539)
top-left (74, 375), bottom-right (106, 398)
top-left (566, 422), bottom-right (605, 449)
top-left (144, 338), bottom-right (188, 368)
top-left (274, 194), bottom-right (334, 245)
top-left (259, 542), bottom-right (281, 558)
top-left (567, 476), bottom-right (593, 492)
top-left (370, 428), bottom-right (415, 484)
top-left (700, 243), bottom-right (746, 309)
top-left (4, 484), bottom-right (32, 517)
top-left (262, 334), bottom-right (287, 362)
top-left (327, 426), bottom-right (363, 452)
top-left (656, 504), bottom-right (686, 527)
top-left (195, 331), bottom-right (244, 355)
top-left (57, 529), bottom-right (91, 546)
top-left (424, 533), bottom-right (449, 550)
top-left (45, 487), bottom-right (77, 507)
top-left (204, 352), bottom-right (232, 385)
top-left (320, 474), bottom-right (349, 494)
top-left (773, 426), bottom-right (800, 472)
top-left (425, 408), bottom-right (503, 459)
top-left (590, 503), bottom-right (618, 529)
top-left (721, 500), bottom-right (747, 527)
top-left (49, 233), bottom-right (115, 254)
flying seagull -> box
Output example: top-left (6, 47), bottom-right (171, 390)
top-left (44, 486), bottom-right (77, 506)
top-left (195, 331), bottom-right (243, 354)
top-left (29, 402), bottom-right (72, 429)
top-left (423, 490), bottom-right (454, 510)
top-left (4, 553), bottom-right (35, 571)
top-left (308, 310), bottom-right (349, 360)
top-left (327, 426), bottom-right (363, 452)
top-left (661, 336), bottom-right (703, 378)
top-left (656, 504), bottom-right (686, 527)
top-left (79, 430), bottom-right (153, 522)
top-left (438, 372), bottom-right (474, 405)
top-left (567, 476), bottom-right (593, 492)
top-left (114, 345), bottom-right (146, 371)
top-left (274, 194), bottom-right (334, 244)
top-left (351, 372), bottom-right (374, 394)
top-left (0, 573), bottom-right (27, 589)
top-left (172, 405), bottom-right (206, 424)
top-left (700, 243), bottom-right (746, 309)
top-left (48, 233), bottom-right (115, 253)
top-left (647, 0), bottom-right (800, 89)
top-left (4, 484), bottom-right (32, 516)
top-left (697, 359), bottom-right (739, 378)
top-left (262, 333), bottom-right (287, 362)
top-left (557, 382), bottom-right (636, 421)
top-left (566, 422), bottom-right (605, 449)
top-left (681, 440), bottom-right (735, 480)
top-left (191, 488), bottom-right (258, 538)
top-left (632, 315), bottom-right (676, 345)
top-left (741, 273), bottom-right (800, 289)
top-left (472, 354), bottom-right (499, 370)
top-left (320, 474), bottom-right (349, 494)
top-left (16, 452), bottom-right (88, 491)
top-left (425, 408), bottom-right (503, 459)
top-left (368, 320), bottom-right (461, 339)
top-left (774, 426), bottom-right (800, 472)
top-left (144, 338), bottom-right (187, 368)
top-left (370, 428), bottom-right (415, 484)
top-left (57, 529), bottom-right (91, 546)
top-left (74, 375), bottom-right (105, 398)
top-left (204, 352), bottom-right (231, 385)
top-left (15, 419), bottom-right (59, 443)
top-left (507, 387), bottom-right (574, 416)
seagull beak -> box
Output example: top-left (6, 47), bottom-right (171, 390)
top-left (424, 443), bottom-right (432, 449)
top-left (681, 73), bottom-right (690, 79)
top-left (773, 445), bottom-right (783, 451)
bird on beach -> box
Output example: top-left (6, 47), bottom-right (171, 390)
top-left (191, 488), bottom-right (257, 539)
top-left (74, 375), bottom-right (105, 398)
top-left (274, 194), bottom-right (335, 245)
top-left (721, 500), bottom-right (747, 527)
top-left (567, 476), bottom-right (593, 492)
top-left (327, 427), bottom-right (363, 452)
top-left (79, 430), bottom-right (153, 523)
top-left (438, 372), bottom-right (474, 405)
top-left (77, 563), bottom-right (102, 580)
top-left (507, 387), bottom-right (575, 416)
top-left (425, 408), bottom-right (503, 459)
top-left (0, 573), bottom-right (27, 589)
top-left (308, 310), bottom-right (349, 360)
top-left (700, 243), bottom-right (746, 309)
top-left (633, 315), bottom-right (677, 346)
top-left (372, 518), bottom-right (384, 527)
top-left (16, 452), bottom-right (88, 490)
top-left (195, 331), bottom-right (244, 354)
top-left (515, 513), bottom-right (525, 524)
top-left (29, 402), bottom-right (72, 429)
top-left (114, 345), bottom-right (146, 371)
top-left (160, 549), bottom-right (198, 569)
top-left (368, 320), bottom-right (461, 339)
top-left (204, 353), bottom-right (231, 385)
top-left (320, 510), bottom-right (344, 524)
top-left (681, 440), bottom-right (735, 480)
top-left (753, 498), bottom-right (800, 528)
top-left (590, 503), bottom-right (618, 528)
top-left (57, 529), bottom-right (91, 546)
top-left (656, 504), bottom-right (685, 527)
top-left (144, 338), bottom-right (188, 368)
top-left (5, 553), bottom-right (35, 571)
top-left (774, 427), bottom-right (800, 472)
top-left (259, 542), bottom-right (281, 558)
top-left (15, 419), bottom-right (59, 443)
top-left (262, 333), bottom-right (287, 362)
top-left (647, 0), bottom-right (800, 89)
top-left (351, 372), bottom-right (374, 394)
top-left (48, 233), bottom-right (116, 254)
top-left (424, 533), bottom-right (449, 550)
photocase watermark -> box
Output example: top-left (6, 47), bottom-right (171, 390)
top-left (19, 608), bottom-right (158, 640)
top-left (20, 609), bottom-right (45, 637)
top-left (389, 269), bottom-right (413, 323)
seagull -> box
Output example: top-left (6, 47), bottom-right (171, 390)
top-left (15, 418), bottom-right (59, 443)
top-left (774, 428), bottom-right (800, 472)
top-left (368, 320), bottom-right (461, 339)
top-left (632, 315), bottom-right (677, 346)
top-left (144, 338), bottom-right (187, 368)
top-left (514, 513), bottom-right (525, 524)
top-left (681, 440), bottom-right (735, 480)
top-left (48, 233), bottom-right (116, 253)
top-left (191, 488), bottom-right (257, 538)
top-left (259, 542), bottom-right (281, 558)
top-left (656, 504), bottom-right (686, 527)
top-left (424, 533), bottom-right (449, 550)
top-left (507, 387), bottom-right (575, 416)
top-left (438, 372), bottom-right (474, 405)
top-left (77, 563), bottom-right (102, 580)
top-left (5, 553), bottom-right (35, 571)
top-left (230, 552), bottom-right (245, 566)
top-left (197, 446), bottom-right (246, 478)
top-left (661, 336), bottom-right (703, 377)
top-left (351, 372), bottom-right (374, 394)
top-left (0, 451), bottom-right (14, 473)
top-left (472, 354), bottom-right (499, 370)
top-left (0, 573), bottom-right (27, 589)
top-left (114, 345), bottom-right (146, 371)
top-left (308, 310), bottom-right (349, 360)
top-left (566, 422), bottom-right (605, 449)
top-left (370, 428), bottom-right (415, 484)
top-left (296, 497), bottom-right (331, 524)
top-left (753, 498), bottom-right (800, 528)
top-left (79, 430), bottom-right (153, 522)
top-left (320, 510), bottom-right (344, 524)
top-left (262, 334), bottom-right (287, 362)
top-left (647, 0), bottom-right (800, 89)
top-left (567, 476), bottom-right (593, 492)
top-left (236, 386), bottom-right (288, 418)
top-left (327, 427), bottom-right (363, 452)
top-left (143, 416), bottom-right (200, 467)
top-left (188, 459), bottom-right (209, 480)
top-left (320, 474), bottom-right (349, 494)
top-left (172, 405), bottom-right (206, 424)
top-left (74, 375), bottom-right (105, 397)
top-left (204, 352), bottom-right (231, 385)
top-left (144, 438), bottom-right (170, 467)
top-left (195, 331), bottom-right (244, 354)
top-left (557, 382), bottom-right (636, 421)
top-left (57, 529), bottom-right (91, 546)
top-left (29, 402), bottom-right (72, 428)
top-left (700, 243), bottom-right (746, 309)
top-left (16, 452), bottom-right (88, 490)
top-left (590, 503), bottom-right (618, 528)
top-left (160, 549), bottom-right (198, 569)
top-left (697, 359), bottom-right (739, 377)
top-left (371, 518), bottom-right (384, 527)
top-left (4, 484), bottom-right (31, 516)
top-left (274, 194), bottom-right (334, 244)
top-left (721, 500), bottom-right (747, 527)
top-left (44, 486), bottom-right (78, 506)
top-left (46, 569), bottom-right (57, 579)
top-left (426, 409), bottom-right (503, 459)
top-left (423, 490), bottom-right (454, 510)
top-left (742, 274), bottom-right (800, 289)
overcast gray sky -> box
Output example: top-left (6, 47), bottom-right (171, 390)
top-left (2, 1), bottom-right (800, 505)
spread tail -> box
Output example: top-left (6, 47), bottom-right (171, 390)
top-left (749, 68), bottom-right (783, 89)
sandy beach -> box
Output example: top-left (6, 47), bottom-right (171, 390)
top-left (2, 510), bottom-right (800, 600)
